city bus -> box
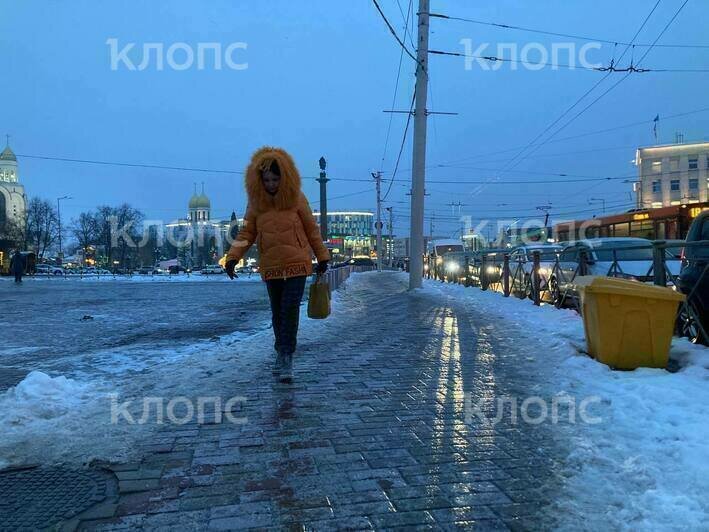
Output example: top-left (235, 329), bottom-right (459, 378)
top-left (554, 202), bottom-right (709, 242)
top-left (425, 239), bottom-right (465, 279)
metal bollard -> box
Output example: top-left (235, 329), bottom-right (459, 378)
top-left (503, 253), bottom-right (510, 297)
top-left (578, 249), bottom-right (589, 277)
top-left (481, 255), bottom-right (489, 291)
top-left (532, 250), bottom-right (541, 306)
top-left (652, 241), bottom-right (667, 287)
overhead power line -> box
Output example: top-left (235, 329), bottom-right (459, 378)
top-left (16, 153), bottom-right (244, 175)
top-left (380, 0), bottom-right (413, 196)
top-left (331, 174), bottom-right (635, 185)
top-left (383, 93), bottom-right (415, 201)
top-left (486, 0), bottom-right (663, 183)
top-left (521, 0), bottom-right (692, 161)
top-left (431, 48), bottom-right (709, 72)
top-left (371, 0), bottom-right (419, 66)
top-left (428, 49), bottom-right (598, 71)
top-left (427, 11), bottom-right (709, 49)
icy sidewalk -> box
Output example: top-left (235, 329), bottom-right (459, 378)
top-left (423, 279), bottom-right (709, 530)
top-left (36, 270), bottom-right (570, 531)
top-left (8, 271), bottom-right (704, 530)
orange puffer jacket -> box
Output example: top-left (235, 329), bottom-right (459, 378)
top-left (226, 147), bottom-right (330, 281)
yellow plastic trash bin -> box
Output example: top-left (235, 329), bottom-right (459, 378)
top-left (573, 276), bottom-right (685, 370)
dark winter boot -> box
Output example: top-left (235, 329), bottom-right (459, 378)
top-left (279, 353), bottom-right (293, 383)
top-left (272, 350), bottom-right (286, 376)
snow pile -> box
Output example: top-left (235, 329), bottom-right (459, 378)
top-left (424, 279), bottom-right (709, 529)
top-left (0, 371), bottom-right (145, 470)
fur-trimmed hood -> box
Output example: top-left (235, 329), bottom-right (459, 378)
top-left (245, 146), bottom-right (302, 212)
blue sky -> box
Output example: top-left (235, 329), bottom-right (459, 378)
top-left (1, 0), bottom-right (707, 238)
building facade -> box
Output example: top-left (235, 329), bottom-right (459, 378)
top-left (636, 141), bottom-right (709, 209)
top-left (0, 142), bottom-right (28, 267)
top-left (313, 211), bottom-right (374, 257)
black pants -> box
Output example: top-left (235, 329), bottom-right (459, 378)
top-left (14, 273), bottom-right (22, 283)
top-left (266, 275), bottom-right (307, 355)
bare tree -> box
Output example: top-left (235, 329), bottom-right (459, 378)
top-left (24, 198), bottom-right (59, 259)
top-left (71, 211), bottom-right (98, 260)
top-left (92, 204), bottom-right (144, 268)
top-left (113, 204), bottom-right (144, 268)
top-left (0, 217), bottom-right (26, 250)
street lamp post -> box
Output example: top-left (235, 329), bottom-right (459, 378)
top-left (57, 195), bottom-right (72, 262)
top-left (317, 157), bottom-right (329, 242)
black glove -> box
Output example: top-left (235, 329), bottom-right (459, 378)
top-left (315, 260), bottom-right (329, 275)
top-left (225, 260), bottom-right (237, 279)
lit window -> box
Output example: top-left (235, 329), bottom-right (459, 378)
top-left (651, 160), bottom-right (662, 174)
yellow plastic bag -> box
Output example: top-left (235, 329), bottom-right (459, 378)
top-left (308, 275), bottom-right (331, 319)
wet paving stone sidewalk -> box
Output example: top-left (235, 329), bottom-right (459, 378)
top-left (59, 272), bottom-right (567, 531)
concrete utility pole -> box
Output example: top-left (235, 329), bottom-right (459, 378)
top-left (386, 206), bottom-right (393, 267)
top-left (372, 171), bottom-right (383, 271)
top-left (409, 0), bottom-right (430, 289)
top-left (318, 157), bottom-right (329, 242)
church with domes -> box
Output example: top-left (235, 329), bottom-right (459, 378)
top-left (165, 184), bottom-right (241, 268)
top-left (0, 139), bottom-right (28, 263)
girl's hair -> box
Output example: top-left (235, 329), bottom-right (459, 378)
top-left (261, 159), bottom-right (281, 178)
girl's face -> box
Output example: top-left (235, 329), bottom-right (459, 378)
top-left (262, 169), bottom-right (280, 195)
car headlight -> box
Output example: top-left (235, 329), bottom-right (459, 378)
top-left (445, 262), bottom-right (460, 272)
top-left (424, 264), bottom-right (429, 271)
top-left (436, 257), bottom-right (443, 265)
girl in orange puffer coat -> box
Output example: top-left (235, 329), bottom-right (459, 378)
top-left (225, 147), bottom-right (330, 383)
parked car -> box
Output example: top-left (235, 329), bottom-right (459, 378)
top-left (35, 264), bottom-right (65, 276)
top-left (677, 211), bottom-right (709, 344)
top-left (466, 249), bottom-right (506, 287)
top-left (550, 238), bottom-right (682, 307)
top-left (508, 244), bottom-right (562, 299)
top-left (201, 265), bottom-right (225, 275)
top-left (348, 257), bottom-right (375, 267)
top-left (168, 265), bottom-right (189, 275)
top-left (136, 267), bottom-right (162, 275)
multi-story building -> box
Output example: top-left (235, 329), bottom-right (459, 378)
top-left (313, 211), bottom-right (373, 257)
top-left (636, 141), bottom-right (709, 209)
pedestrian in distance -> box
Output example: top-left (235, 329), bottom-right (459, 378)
top-left (225, 147), bottom-right (330, 383)
top-left (10, 250), bottom-right (25, 283)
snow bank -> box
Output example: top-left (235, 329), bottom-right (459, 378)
top-left (424, 280), bottom-right (709, 529)
top-left (0, 371), bottom-right (144, 470)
